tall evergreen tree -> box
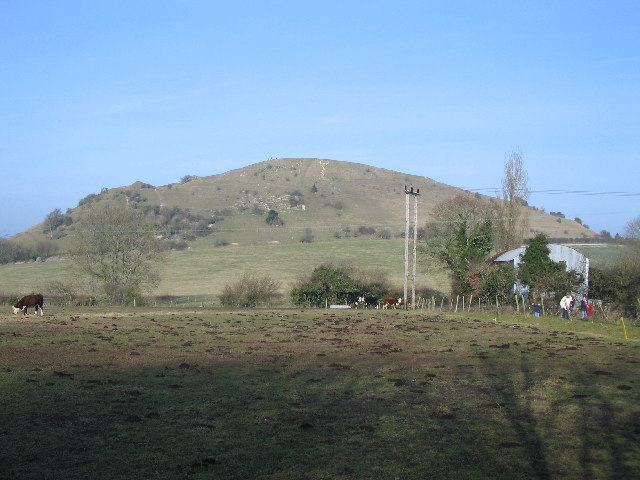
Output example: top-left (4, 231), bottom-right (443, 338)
top-left (518, 233), bottom-right (571, 299)
top-left (421, 194), bottom-right (497, 295)
top-left (439, 217), bottom-right (494, 295)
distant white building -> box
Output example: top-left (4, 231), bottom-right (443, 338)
top-left (494, 244), bottom-right (589, 295)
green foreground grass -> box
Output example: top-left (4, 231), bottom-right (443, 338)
top-left (1, 308), bottom-right (638, 479)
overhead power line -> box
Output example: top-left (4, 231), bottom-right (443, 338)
top-left (463, 187), bottom-right (640, 197)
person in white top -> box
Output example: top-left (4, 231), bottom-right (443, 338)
top-left (560, 293), bottom-right (573, 319)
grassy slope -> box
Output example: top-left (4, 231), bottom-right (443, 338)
top-left (157, 237), bottom-right (420, 297)
top-left (0, 308), bottom-right (638, 479)
top-left (0, 238), bottom-right (623, 302)
top-left (13, 158), bottom-right (596, 249)
top-left (570, 243), bottom-right (627, 267)
top-left (0, 237), bottom-right (449, 300)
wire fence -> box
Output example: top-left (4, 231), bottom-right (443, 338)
top-left (411, 294), bottom-right (639, 326)
top-left (2, 293), bottom-right (638, 326)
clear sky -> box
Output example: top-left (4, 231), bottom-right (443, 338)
top-left (1, 1), bottom-right (638, 237)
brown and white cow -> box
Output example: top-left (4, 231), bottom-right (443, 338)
top-left (13, 294), bottom-right (44, 316)
top-left (382, 296), bottom-right (402, 309)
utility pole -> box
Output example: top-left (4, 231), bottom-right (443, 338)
top-left (403, 186), bottom-right (420, 309)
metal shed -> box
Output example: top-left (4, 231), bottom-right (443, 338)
top-left (494, 244), bottom-right (589, 294)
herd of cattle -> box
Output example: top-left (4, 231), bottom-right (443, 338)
top-left (355, 296), bottom-right (403, 309)
top-left (9, 294), bottom-right (403, 314)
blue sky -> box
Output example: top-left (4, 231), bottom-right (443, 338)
top-left (1, 1), bottom-right (638, 237)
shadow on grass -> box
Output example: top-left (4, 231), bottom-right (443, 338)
top-left (477, 348), bottom-right (640, 480)
top-left (1, 311), bottom-right (639, 479)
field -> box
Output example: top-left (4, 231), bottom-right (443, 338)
top-left (1, 307), bottom-right (638, 479)
top-left (0, 238), bottom-right (451, 302)
top-left (0, 238), bottom-right (623, 304)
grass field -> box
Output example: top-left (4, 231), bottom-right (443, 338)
top-left (1, 307), bottom-right (638, 479)
top-left (0, 238), bottom-right (451, 302)
top-left (0, 239), bottom-right (623, 306)
top-left (570, 243), bottom-right (627, 268)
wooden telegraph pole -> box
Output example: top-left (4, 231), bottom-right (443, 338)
top-left (403, 186), bottom-right (420, 309)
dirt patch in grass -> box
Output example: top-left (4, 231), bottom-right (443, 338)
top-left (1, 308), bottom-right (639, 479)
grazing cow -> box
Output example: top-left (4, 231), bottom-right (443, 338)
top-left (382, 296), bottom-right (402, 309)
top-left (13, 294), bottom-right (44, 316)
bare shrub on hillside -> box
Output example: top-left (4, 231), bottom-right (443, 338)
top-left (288, 190), bottom-right (304, 207)
top-left (78, 193), bottom-right (100, 207)
top-left (219, 273), bottom-right (282, 307)
top-left (251, 205), bottom-right (266, 215)
top-left (324, 200), bottom-right (343, 210)
top-left (299, 229), bottom-right (314, 243)
top-left (358, 226), bottom-right (376, 235)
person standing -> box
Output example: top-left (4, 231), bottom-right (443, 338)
top-left (580, 295), bottom-right (589, 319)
top-left (531, 302), bottom-right (542, 317)
top-left (560, 293), bottom-right (573, 319)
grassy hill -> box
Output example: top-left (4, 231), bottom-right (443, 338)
top-left (2, 158), bottom-right (603, 301)
top-left (13, 158), bottom-right (596, 247)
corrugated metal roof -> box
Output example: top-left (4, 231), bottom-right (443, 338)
top-left (494, 244), bottom-right (589, 292)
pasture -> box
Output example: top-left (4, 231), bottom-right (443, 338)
top-left (0, 238), bottom-right (623, 305)
top-left (1, 307), bottom-right (638, 479)
top-left (0, 238), bottom-right (450, 302)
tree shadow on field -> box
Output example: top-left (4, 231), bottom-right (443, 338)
top-left (476, 349), bottom-right (640, 480)
top-left (476, 354), bottom-right (552, 479)
top-left (2, 310), bottom-right (639, 480)
top-left (1, 358), bottom-right (434, 480)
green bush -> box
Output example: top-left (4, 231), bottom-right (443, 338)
top-left (290, 264), bottom-right (390, 307)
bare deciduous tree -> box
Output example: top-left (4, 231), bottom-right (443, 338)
top-left (220, 272), bottom-right (283, 307)
top-left (496, 149), bottom-right (530, 251)
top-left (68, 205), bottom-right (163, 304)
top-left (625, 215), bottom-right (640, 241)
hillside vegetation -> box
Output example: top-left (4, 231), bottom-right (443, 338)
top-left (13, 158), bottom-right (596, 248)
top-left (2, 158), bottom-right (601, 301)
